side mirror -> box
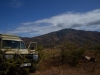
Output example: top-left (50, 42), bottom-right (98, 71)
top-left (28, 42), bottom-right (37, 50)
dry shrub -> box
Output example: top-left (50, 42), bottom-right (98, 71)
top-left (60, 42), bottom-right (85, 66)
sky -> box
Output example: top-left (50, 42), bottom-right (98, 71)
top-left (0, 0), bottom-right (100, 37)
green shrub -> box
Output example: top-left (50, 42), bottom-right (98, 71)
top-left (37, 45), bottom-right (45, 61)
top-left (0, 56), bottom-right (30, 75)
top-left (60, 42), bottom-right (85, 66)
top-left (68, 49), bottom-right (85, 66)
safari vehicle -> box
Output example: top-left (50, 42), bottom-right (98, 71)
top-left (0, 34), bottom-right (38, 67)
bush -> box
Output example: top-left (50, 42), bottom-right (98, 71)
top-left (60, 42), bottom-right (85, 66)
top-left (0, 56), bottom-right (30, 75)
top-left (68, 49), bottom-right (85, 66)
top-left (37, 45), bottom-right (44, 61)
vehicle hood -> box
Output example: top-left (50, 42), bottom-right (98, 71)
top-left (1, 49), bottom-right (31, 54)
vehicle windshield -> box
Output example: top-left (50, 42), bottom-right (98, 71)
top-left (2, 40), bottom-right (26, 49)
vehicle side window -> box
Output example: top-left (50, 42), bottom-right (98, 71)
top-left (20, 41), bottom-right (26, 49)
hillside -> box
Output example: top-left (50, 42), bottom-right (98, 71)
top-left (22, 28), bottom-right (100, 47)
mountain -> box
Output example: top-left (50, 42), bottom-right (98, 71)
top-left (22, 28), bottom-right (100, 47)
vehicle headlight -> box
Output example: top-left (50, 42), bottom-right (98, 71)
top-left (5, 55), bottom-right (13, 59)
top-left (33, 54), bottom-right (38, 61)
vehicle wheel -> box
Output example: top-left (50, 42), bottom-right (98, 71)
top-left (29, 62), bottom-right (38, 73)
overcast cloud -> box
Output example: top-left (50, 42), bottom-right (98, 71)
top-left (7, 9), bottom-right (100, 37)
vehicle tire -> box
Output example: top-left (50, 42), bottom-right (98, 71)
top-left (29, 62), bottom-right (38, 73)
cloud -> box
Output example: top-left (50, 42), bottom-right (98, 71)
top-left (7, 9), bottom-right (100, 37)
top-left (87, 20), bottom-right (100, 26)
top-left (8, 0), bottom-right (23, 8)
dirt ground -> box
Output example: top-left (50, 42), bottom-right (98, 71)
top-left (29, 59), bottom-right (100, 75)
top-left (29, 49), bottom-right (100, 75)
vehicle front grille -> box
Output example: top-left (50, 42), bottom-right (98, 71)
top-left (14, 54), bottom-right (34, 60)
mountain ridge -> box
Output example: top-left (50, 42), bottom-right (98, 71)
top-left (22, 28), bottom-right (100, 47)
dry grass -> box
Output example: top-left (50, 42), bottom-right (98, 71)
top-left (29, 48), bottom-right (100, 75)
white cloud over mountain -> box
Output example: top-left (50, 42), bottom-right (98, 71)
top-left (7, 9), bottom-right (100, 37)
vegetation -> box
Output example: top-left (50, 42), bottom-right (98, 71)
top-left (30, 42), bottom-right (100, 75)
top-left (0, 46), bottom-right (43, 75)
top-left (0, 41), bottom-right (100, 75)
top-left (0, 57), bottom-right (29, 75)
top-left (59, 42), bottom-right (85, 66)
